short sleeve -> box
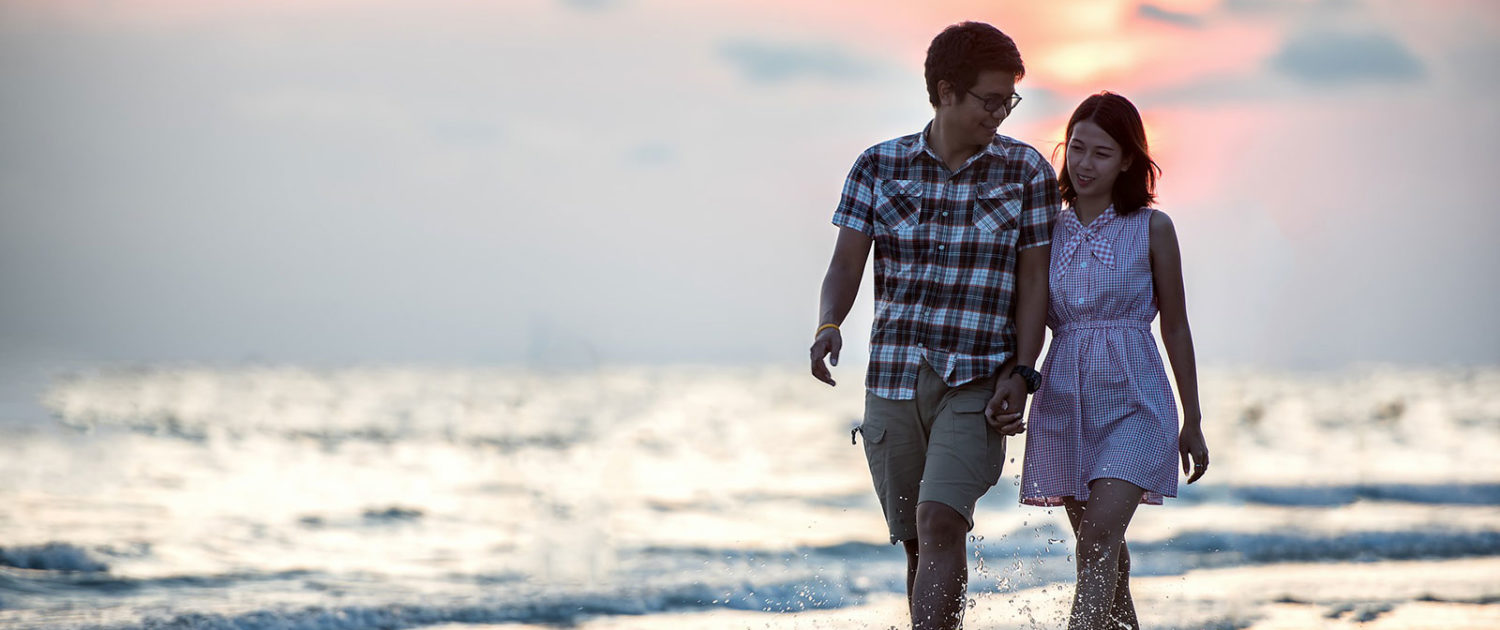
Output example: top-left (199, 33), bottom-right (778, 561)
top-left (831, 153), bottom-right (876, 235)
top-left (1017, 153), bottom-right (1060, 251)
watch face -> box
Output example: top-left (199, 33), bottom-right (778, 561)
top-left (1014, 366), bottom-right (1040, 392)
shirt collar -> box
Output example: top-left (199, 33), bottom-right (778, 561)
top-left (909, 121), bottom-right (1006, 166)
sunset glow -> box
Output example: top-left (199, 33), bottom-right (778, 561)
top-left (1, 0), bottom-right (1494, 367)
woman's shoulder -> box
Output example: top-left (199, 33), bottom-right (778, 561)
top-left (1136, 206), bottom-right (1171, 228)
top-left (1143, 208), bottom-right (1179, 249)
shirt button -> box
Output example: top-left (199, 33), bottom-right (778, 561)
top-left (942, 211), bottom-right (950, 217)
top-left (938, 245), bottom-right (945, 250)
top-left (1078, 297), bottom-right (1086, 305)
top-left (1081, 261), bottom-right (1088, 268)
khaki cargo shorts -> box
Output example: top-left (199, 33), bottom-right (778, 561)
top-left (856, 363), bottom-right (1006, 544)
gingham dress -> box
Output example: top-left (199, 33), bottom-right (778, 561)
top-left (1020, 205), bottom-right (1178, 506)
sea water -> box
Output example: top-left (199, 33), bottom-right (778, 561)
top-left (1, 364), bottom-right (1497, 629)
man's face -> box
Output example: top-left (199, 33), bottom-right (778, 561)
top-left (942, 69), bottom-right (1017, 145)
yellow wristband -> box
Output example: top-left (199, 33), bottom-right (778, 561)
top-left (815, 323), bottom-right (840, 336)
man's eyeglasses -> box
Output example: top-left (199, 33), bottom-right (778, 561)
top-left (966, 90), bottom-right (1022, 114)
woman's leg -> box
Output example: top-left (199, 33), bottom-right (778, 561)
top-left (1062, 498), bottom-right (1139, 629)
top-left (1111, 541), bottom-right (1139, 629)
top-left (1067, 479), bottom-right (1145, 630)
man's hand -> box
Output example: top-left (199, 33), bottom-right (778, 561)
top-left (985, 374), bottom-right (1028, 435)
top-left (809, 328), bottom-right (843, 386)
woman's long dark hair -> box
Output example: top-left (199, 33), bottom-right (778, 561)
top-left (1057, 91), bottom-right (1161, 214)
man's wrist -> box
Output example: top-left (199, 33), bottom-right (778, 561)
top-left (1009, 364), bottom-right (1042, 393)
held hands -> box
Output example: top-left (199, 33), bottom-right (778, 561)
top-left (1179, 420), bottom-right (1210, 483)
top-left (985, 374), bottom-right (1028, 436)
top-left (809, 327), bottom-right (843, 386)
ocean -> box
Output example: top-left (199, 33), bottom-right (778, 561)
top-left (1, 363), bottom-right (1497, 629)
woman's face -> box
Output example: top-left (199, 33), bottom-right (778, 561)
top-left (1066, 119), bottom-right (1132, 202)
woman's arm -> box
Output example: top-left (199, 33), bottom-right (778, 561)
top-left (1150, 210), bottom-right (1209, 482)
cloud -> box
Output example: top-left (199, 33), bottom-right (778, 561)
top-left (718, 40), bottom-right (888, 84)
top-left (1138, 3), bottom-right (1204, 28)
top-left (558, 0), bottom-right (624, 11)
top-left (1222, 0), bottom-right (1357, 14)
top-left (1270, 31), bottom-right (1425, 83)
top-left (625, 142), bottom-right (676, 166)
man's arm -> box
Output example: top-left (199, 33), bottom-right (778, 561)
top-left (986, 243), bottom-right (1049, 433)
top-left (1012, 243), bottom-right (1050, 371)
top-left (810, 227), bottom-right (872, 386)
top-left (986, 153), bottom-right (1059, 434)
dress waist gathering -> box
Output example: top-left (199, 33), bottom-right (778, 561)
top-left (1055, 319), bottom-right (1152, 335)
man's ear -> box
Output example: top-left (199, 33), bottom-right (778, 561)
top-left (937, 79), bottom-right (956, 107)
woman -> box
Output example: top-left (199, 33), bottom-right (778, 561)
top-left (1019, 92), bottom-right (1209, 630)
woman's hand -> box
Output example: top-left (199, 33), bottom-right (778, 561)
top-left (985, 375), bottom-right (1028, 436)
top-left (1179, 420), bottom-right (1209, 483)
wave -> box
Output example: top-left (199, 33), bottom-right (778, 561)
top-left (37, 366), bottom-right (658, 449)
top-left (24, 573), bottom-right (873, 630)
top-left (1181, 483), bottom-right (1500, 507)
top-left (6, 527), bottom-right (1496, 628)
top-left (0, 543), bottom-right (108, 573)
top-left (0, 565), bottom-right (318, 597)
top-left (7, 568), bottom-right (1269, 630)
top-left (1136, 529), bottom-right (1500, 565)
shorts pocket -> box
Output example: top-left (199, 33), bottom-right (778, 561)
top-left (858, 404), bottom-right (891, 506)
top-left (950, 398), bottom-right (1005, 485)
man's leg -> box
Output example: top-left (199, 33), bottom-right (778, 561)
top-left (859, 390), bottom-right (928, 612)
top-left (1063, 497), bottom-right (1139, 629)
top-left (912, 501), bottom-right (969, 630)
top-left (907, 371), bottom-right (1002, 630)
top-left (1068, 479), bottom-right (1145, 630)
top-left (904, 537), bottom-right (920, 609)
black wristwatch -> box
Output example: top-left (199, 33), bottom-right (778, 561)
top-left (1010, 364), bottom-right (1041, 393)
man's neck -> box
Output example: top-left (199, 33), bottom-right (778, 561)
top-left (928, 117), bottom-right (984, 173)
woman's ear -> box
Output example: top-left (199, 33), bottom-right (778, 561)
top-left (1120, 154), bottom-right (1134, 173)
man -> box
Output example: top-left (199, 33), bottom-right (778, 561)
top-left (808, 21), bottom-right (1058, 630)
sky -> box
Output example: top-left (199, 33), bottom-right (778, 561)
top-left (1, 0), bottom-right (1497, 370)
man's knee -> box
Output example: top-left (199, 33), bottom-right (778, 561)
top-left (915, 501), bottom-right (968, 545)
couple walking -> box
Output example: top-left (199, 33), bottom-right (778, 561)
top-left (808, 21), bottom-right (1210, 630)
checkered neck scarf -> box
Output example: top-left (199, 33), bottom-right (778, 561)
top-left (1054, 205), bottom-right (1117, 280)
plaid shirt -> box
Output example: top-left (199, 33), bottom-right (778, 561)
top-left (832, 125), bottom-right (1060, 400)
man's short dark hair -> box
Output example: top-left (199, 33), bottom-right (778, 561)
top-left (924, 22), bottom-right (1025, 108)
